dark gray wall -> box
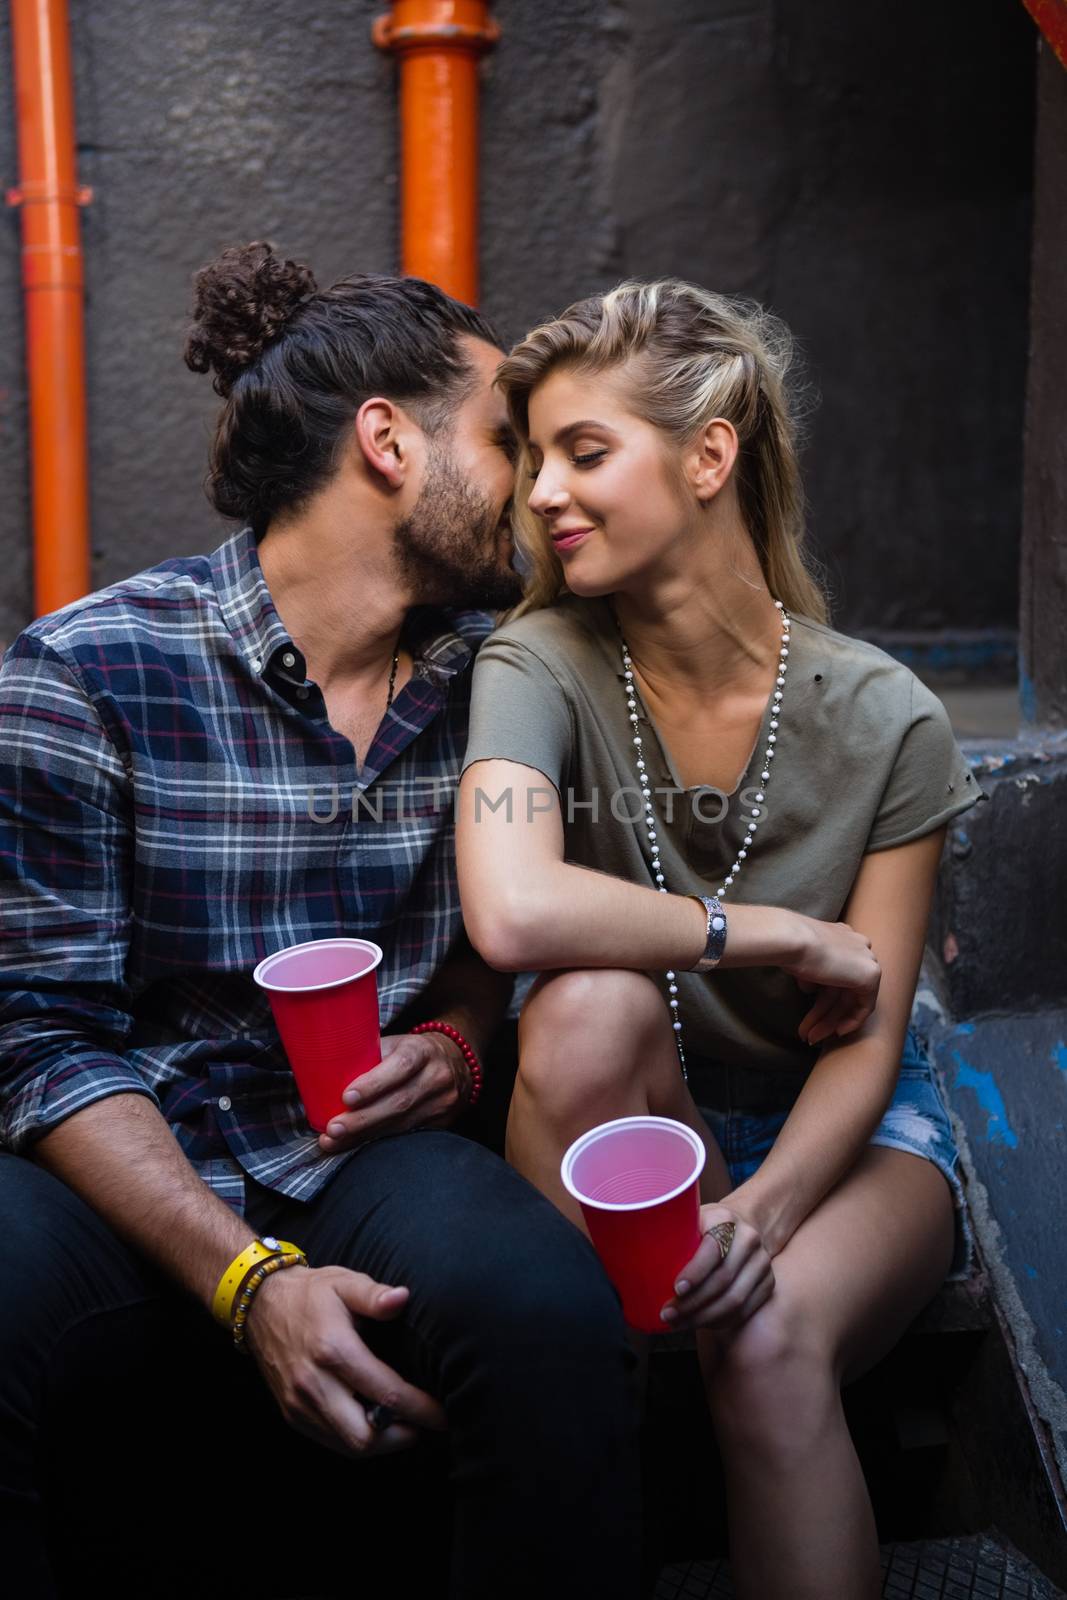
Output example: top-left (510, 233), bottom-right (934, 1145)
top-left (1021, 45), bottom-right (1067, 727)
top-left (1, 0), bottom-right (1035, 645)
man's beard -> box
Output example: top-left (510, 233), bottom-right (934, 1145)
top-left (392, 440), bottom-right (523, 611)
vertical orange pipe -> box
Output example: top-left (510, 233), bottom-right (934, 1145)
top-left (373, 1), bottom-right (499, 306)
top-left (8, 0), bottom-right (92, 616)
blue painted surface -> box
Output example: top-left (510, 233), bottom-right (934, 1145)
top-left (960, 727), bottom-right (1067, 776)
top-left (952, 1052), bottom-right (1019, 1148)
top-left (928, 1010), bottom-right (1067, 1397)
top-left (870, 632), bottom-right (1018, 675)
top-left (1020, 668), bottom-right (1038, 726)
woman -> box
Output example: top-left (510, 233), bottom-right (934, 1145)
top-left (456, 281), bottom-right (982, 1600)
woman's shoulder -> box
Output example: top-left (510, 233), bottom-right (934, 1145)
top-left (483, 595), bottom-right (614, 670)
top-left (791, 613), bottom-right (940, 726)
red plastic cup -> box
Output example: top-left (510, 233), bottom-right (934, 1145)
top-left (253, 938), bottom-right (384, 1132)
top-left (561, 1116), bottom-right (706, 1333)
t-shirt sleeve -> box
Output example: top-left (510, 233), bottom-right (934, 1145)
top-left (866, 676), bottom-right (985, 851)
top-left (462, 635), bottom-right (573, 794)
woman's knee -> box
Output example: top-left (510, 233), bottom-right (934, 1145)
top-left (704, 1284), bottom-right (837, 1444)
top-left (517, 969), bottom-right (670, 1110)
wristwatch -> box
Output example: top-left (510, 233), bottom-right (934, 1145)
top-left (689, 895), bottom-right (728, 972)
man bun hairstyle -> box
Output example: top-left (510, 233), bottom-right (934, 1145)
top-left (184, 241), bottom-right (500, 538)
top-left (497, 278), bottom-right (828, 624)
top-left (184, 241), bottom-right (316, 399)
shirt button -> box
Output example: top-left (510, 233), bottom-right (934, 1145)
top-left (282, 651), bottom-right (297, 668)
top-left (250, 657), bottom-right (262, 674)
top-left (217, 1095), bottom-right (232, 1112)
top-left (296, 687), bottom-right (309, 700)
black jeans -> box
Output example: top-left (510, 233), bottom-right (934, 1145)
top-left (0, 1133), bottom-right (641, 1598)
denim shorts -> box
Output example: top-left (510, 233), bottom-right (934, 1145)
top-left (690, 1027), bottom-right (973, 1280)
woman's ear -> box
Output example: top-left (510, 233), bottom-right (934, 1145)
top-left (688, 417), bottom-right (739, 503)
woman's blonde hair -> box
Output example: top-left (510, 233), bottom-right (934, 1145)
top-left (496, 278), bottom-right (828, 623)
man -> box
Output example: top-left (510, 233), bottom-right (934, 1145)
top-left (0, 244), bottom-right (639, 1597)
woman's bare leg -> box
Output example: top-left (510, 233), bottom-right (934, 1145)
top-left (507, 974), bottom-right (955, 1596)
top-left (699, 1145), bottom-right (955, 1600)
top-left (506, 968), bottom-right (731, 1225)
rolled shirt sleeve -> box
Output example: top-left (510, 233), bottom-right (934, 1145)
top-left (0, 635), bottom-right (158, 1151)
top-left (866, 676), bottom-right (984, 852)
top-left (462, 635), bottom-right (574, 795)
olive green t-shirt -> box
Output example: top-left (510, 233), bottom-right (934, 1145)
top-left (462, 595), bottom-right (984, 1073)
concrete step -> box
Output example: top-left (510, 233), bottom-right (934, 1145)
top-left (655, 1532), bottom-right (1066, 1599)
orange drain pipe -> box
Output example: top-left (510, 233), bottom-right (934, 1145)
top-left (7, 0), bottom-right (92, 616)
top-left (1021, 0), bottom-right (1067, 68)
top-left (373, 1), bottom-right (499, 306)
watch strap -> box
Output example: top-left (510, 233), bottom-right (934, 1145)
top-left (212, 1236), bottom-right (306, 1327)
top-left (689, 894), bottom-right (728, 972)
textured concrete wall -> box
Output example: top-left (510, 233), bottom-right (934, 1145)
top-left (0, 0), bottom-right (1035, 645)
top-left (1021, 46), bottom-right (1067, 728)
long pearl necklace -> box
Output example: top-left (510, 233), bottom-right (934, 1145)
top-left (618, 599), bottom-right (792, 1077)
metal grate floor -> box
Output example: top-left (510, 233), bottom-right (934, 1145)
top-left (654, 1534), bottom-right (1066, 1600)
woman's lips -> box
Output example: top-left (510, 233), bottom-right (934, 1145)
top-left (551, 527), bottom-right (593, 552)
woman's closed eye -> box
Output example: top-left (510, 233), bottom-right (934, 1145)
top-left (526, 448), bottom-right (608, 481)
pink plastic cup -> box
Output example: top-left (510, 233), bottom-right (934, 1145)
top-left (253, 938), bottom-right (384, 1132)
top-left (561, 1116), bottom-right (706, 1333)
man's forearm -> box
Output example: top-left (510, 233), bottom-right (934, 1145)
top-left (30, 1093), bottom-right (255, 1311)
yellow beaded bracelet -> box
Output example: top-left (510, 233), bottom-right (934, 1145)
top-left (212, 1236), bottom-right (306, 1328)
top-left (232, 1250), bottom-right (308, 1352)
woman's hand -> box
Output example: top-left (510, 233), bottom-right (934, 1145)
top-left (658, 1204), bottom-right (775, 1334)
top-left (783, 917), bottom-right (882, 1045)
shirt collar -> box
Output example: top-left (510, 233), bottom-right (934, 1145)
top-left (210, 526), bottom-right (294, 677)
top-left (210, 526), bottom-right (488, 685)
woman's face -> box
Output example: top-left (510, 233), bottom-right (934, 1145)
top-left (524, 365), bottom-right (694, 597)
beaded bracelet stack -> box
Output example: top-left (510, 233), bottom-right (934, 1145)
top-left (411, 1020), bottom-right (483, 1107)
top-left (231, 1251), bottom-right (307, 1352)
top-left (212, 1235), bottom-right (308, 1353)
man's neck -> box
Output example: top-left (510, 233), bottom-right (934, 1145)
top-left (258, 502), bottom-right (410, 696)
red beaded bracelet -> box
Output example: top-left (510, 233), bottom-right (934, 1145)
top-left (411, 1021), bottom-right (483, 1108)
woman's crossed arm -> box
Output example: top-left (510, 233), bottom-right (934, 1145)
top-left (458, 758), bottom-right (882, 1038)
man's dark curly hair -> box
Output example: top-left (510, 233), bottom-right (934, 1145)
top-left (184, 241), bottom-right (501, 538)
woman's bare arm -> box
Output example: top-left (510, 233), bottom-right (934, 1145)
top-left (458, 759), bottom-right (881, 1022)
top-left (722, 827), bottom-right (947, 1256)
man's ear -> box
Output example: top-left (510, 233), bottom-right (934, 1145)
top-left (353, 397), bottom-right (411, 489)
top-left (688, 417), bottom-right (739, 503)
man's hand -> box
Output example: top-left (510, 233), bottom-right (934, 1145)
top-left (657, 1203), bottom-right (775, 1335)
top-left (317, 1032), bottom-right (470, 1153)
top-left (244, 1261), bottom-right (446, 1459)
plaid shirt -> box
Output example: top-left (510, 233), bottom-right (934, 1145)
top-left (0, 526), bottom-right (492, 1210)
